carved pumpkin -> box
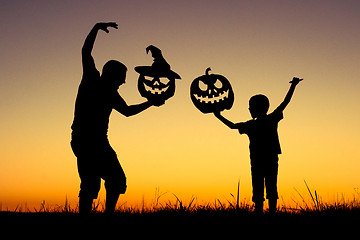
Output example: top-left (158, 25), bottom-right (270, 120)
top-left (190, 67), bottom-right (234, 113)
top-left (135, 45), bottom-right (181, 105)
top-left (137, 74), bottom-right (176, 104)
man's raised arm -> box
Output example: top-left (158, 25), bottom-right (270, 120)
top-left (82, 22), bottom-right (118, 70)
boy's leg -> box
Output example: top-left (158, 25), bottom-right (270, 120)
top-left (251, 164), bottom-right (265, 214)
top-left (254, 201), bottom-right (264, 215)
top-left (265, 156), bottom-right (279, 213)
top-left (268, 199), bottom-right (277, 213)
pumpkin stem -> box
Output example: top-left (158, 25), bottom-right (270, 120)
top-left (205, 67), bottom-right (211, 75)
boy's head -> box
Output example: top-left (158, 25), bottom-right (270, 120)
top-left (249, 94), bottom-right (270, 119)
top-left (101, 60), bottom-right (127, 90)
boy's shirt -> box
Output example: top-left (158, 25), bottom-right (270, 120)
top-left (237, 108), bottom-right (283, 157)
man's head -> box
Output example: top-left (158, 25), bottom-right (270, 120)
top-left (249, 94), bottom-right (270, 119)
top-left (101, 60), bottom-right (127, 89)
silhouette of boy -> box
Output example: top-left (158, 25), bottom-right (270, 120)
top-left (71, 22), bottom-right (160, 214)
top-left (214, 77), bottom-right (302, 214)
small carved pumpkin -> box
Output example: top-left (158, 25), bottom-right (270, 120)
top-left (190, 67), bottom-right (234, 113)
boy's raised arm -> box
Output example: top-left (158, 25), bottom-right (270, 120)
top-left (276, 77), bottom-right (303, 112)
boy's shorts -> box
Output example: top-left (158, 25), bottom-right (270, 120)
top-left (250, 154), bottom-right (279, 203)
top-left (71, 135), bottom-right (127, 199)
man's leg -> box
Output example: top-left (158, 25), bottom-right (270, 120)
top-left (104, 172), bottom-right (126, 214)
top-left (103, 146), bottom-right (127, 214)
top-left (105, 192), bottom-right (120, 214)
top-left (71, 137), bottom-right (101, 215)
top-left (78, 176), bottom-right (101, 215)
top-left (79, 196), bottom-right (93, 214)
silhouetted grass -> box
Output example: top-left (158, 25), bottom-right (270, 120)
top-left (1, 181), bottom-right (360, 217)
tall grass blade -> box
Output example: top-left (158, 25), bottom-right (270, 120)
top-left (236, 179), bottom-right (240, 210)
top-left (294, 187), bottom-right (309, 210)
top-left (217, 199), bottom-right (224, 210)
top-left (304, 180), bottom-right (317, 210)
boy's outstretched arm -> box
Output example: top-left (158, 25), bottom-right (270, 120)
top-left (214, 112), bottom-right (238, 129)
top-left (276, 77), bottom-right (303, 112)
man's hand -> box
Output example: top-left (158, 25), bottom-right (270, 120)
top-left (289, 77), bottom-right (303, 85)
top-left (95, 22), bottom-right (118, 33)
top-left (150, 99), bottom-right (165, 107)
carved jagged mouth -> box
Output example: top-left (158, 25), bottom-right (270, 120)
top-left (143, 82), bottom-right (170, 94)
top-left (194, 90), bottom-right (229, 103)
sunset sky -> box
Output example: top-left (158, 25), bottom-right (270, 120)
top-left (1, 0), bottom-right (360, 209)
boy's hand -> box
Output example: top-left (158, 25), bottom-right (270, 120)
top-left (289, 77), bottom-right (303, 85)
top-left (290, 77), bottom-right (303, 84)
top-left (95, 22), bottom-right (118, 33)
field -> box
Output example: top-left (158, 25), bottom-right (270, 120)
top-left (1, 181), bottom-right (360, 217)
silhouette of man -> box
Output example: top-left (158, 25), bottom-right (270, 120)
top-left (71, 22), bottom-right (158, 214)
top-left (214, 77), bottom-right (302, 214)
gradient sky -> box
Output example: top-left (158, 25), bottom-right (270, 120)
top-left (1, 0), bottom-right (360, 209)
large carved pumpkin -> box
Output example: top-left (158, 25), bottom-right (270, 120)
top-left (190, 67), bottom-right (234, 113)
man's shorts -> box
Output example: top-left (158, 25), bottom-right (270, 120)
top-left (71, 134), bottom-right (127, 199)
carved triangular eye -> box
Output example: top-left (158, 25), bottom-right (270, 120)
top-left (199, 80), bottom-right (208, 91)
top-left (214, 79), bottom-right (223, 89)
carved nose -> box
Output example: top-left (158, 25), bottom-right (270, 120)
top-left (208, 88), bottom-right (217, 94)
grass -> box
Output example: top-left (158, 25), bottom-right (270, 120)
top-left (1, 181), bottom-right (360, 217)
top-left (289, 180), bottom-right (360, 216)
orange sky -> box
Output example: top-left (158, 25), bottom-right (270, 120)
top-left (1, 0), bottom-right (360, 209)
